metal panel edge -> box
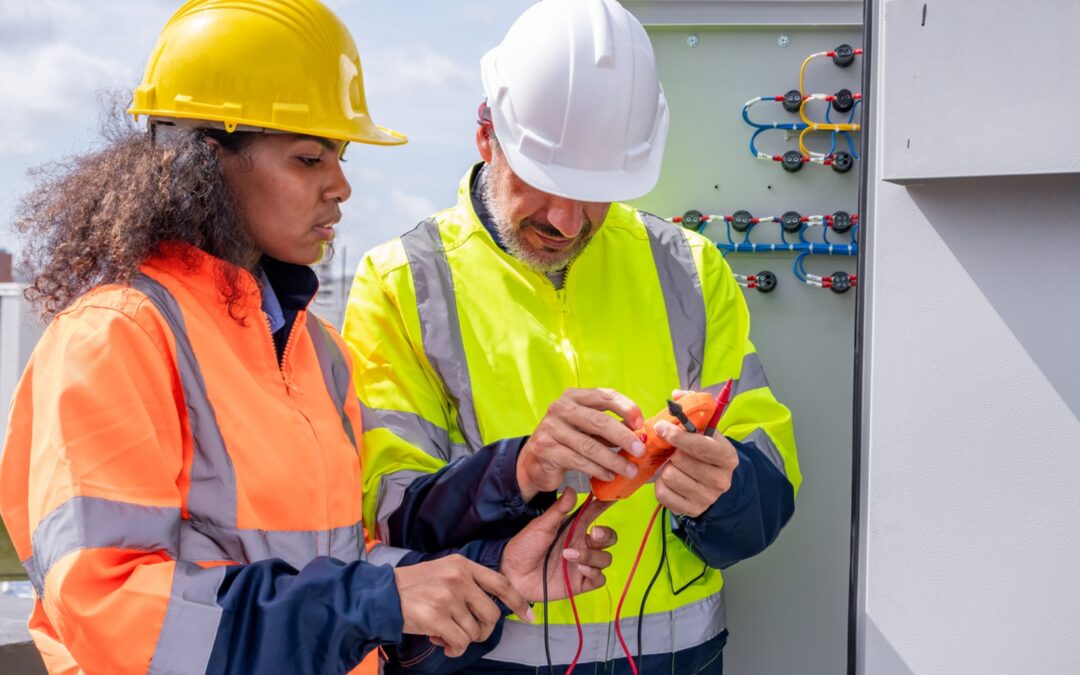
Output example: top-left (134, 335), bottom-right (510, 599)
top-left (624, 0), bottom-right (863, 26)
top-left (851, 0), bottom-right (877, 673)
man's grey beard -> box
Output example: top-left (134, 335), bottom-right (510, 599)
top-left (479, 167), bottom-right (593, 275)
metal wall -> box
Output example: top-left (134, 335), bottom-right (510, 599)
top-left (858, 1), bottom-right (1080, 672)
top-left (626, 4), bottom-right (863, 672)
top-left (0, 286), bottom-right (41, 435)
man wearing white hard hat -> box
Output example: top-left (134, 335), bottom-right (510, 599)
top-left (344, 0), bottom-right (800, 672)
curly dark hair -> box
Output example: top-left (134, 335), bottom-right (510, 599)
top-left (14, 114), bottom-right (260, 321)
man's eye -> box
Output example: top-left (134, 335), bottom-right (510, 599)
top-left (299, 157), bottom-right (322, 167)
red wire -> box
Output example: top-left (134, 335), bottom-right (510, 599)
top-left (562, 492), bottom-right (594, 675)
top-left (613, 504), bottom-right (664, 675)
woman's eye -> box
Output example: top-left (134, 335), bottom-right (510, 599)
top-left (299, 157), bottom-right (322, 167)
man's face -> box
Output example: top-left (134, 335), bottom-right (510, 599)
top-left (478, 132), bottom-right (610, 274)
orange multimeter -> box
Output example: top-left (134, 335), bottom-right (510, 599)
top-left (590, 392), bottom-right (718, 502)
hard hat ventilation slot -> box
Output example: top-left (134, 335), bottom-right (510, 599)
top-left (587, 0), bottom-right (616, 67)
top-left (518, 129), bottom-right (558, 164)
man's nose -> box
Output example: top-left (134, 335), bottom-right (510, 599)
top-left (543, 197), bottom-right (587, 238)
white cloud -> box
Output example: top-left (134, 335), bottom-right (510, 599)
top-left (0, 42), bottom-right (132, 156)
top-left (389, 188), bottom-right (437, 221)
top-left (363, 45), bottom-right (476, 99)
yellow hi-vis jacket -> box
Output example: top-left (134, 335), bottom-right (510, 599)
top-left (344, 167), bottom-right (801, 669)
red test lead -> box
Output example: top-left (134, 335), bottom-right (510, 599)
top-left (705, 378), bottom-right (734, 438)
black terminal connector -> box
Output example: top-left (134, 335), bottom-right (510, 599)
top-left (783, 89), bottom-right (803, 113)
top-left (831, 211), bottom-right (853, 234)
top-left (833, 43), bottom-right (856, 68)
top-left (756, 270), bottom-right (778, 293)
top-left (781, 210), bottom-right (803, 233)
top-left (832, 88), bottom-right (854, 113)
top-left (731, 210), bottom-right (754, 232)
top-left (681, 209), bottom-right (704, 229)
top-left (782, 150), bottom-right (805, 173)
top-left (830, 271), bottom-right (852, 294)
top-left (666, 399), bottom-right (698, 433)
top-left (831, 152), bottom-right (854, 173)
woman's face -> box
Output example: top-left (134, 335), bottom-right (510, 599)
top-left (219, 133), bottom-right (352, 266)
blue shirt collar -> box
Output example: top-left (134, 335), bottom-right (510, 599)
top-left (254, 263), bottom-right (286, 335)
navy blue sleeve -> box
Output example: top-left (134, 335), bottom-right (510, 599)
top-left (381, 541), bottom-right (516, 675)
top-left (386, 436), bottom-right (556, 552)
top-left (396, 537), bottom-right (508, 570)
top-left (380, 438), bottom-right (558, 674)
top-left (205, 556), bottom-right (403, 675)
top-left (382, 619), bottom-right (512, 675)
top-left (672, 436), bottom-right (795, 570)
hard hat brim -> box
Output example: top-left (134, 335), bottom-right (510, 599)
top-left (500, 146), bottom-right (666, 203)
top-left (129, 108), bottom-right (408, 147)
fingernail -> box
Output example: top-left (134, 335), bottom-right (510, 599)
top-left (524, 607), bottom-right (536, 623)
top-left (591, 527), bottom-right (606, 540)
top-left (631, 440), bottom-right (646, 456)
top-left (624, 464), bottom-right (638, 478)
top-left (655, 421), bottom-right (671, 438)
top-left (563, 548), bottom-right (581, 561)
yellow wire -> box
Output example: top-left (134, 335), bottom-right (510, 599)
top-left (797, 96), bottom-right (860, 156)
top-left (799, 52), bottom-right (820, 96)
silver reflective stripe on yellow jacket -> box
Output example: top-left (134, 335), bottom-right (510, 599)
top-left (400, 218), bottom-right (485, 453)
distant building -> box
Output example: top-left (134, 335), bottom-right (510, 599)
top-left (0, 250), bottom-right (11, 283)
top-left (311, 248), bottom-right (351, 329)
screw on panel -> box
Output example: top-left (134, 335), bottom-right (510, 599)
top-left (777, 34), bottom-right (790, 47)
top-left (687, 34), bottom-right (699, 48)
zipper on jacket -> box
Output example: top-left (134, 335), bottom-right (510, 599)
top-left (261, 309), bottom-right (305, 394)
top-left (264, 308), bottom-right (331, 548)
top-left (557, 263), bottom-right (581, 385)
top-left (278, 310), bottom-right (305, 394)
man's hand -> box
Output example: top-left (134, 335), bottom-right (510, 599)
top-left (517, 388), bottom-right (647, 502)
top-left (652, 419), bottom-right (740, 518)
top-left (393, 555), bottom-right (534, 658)
top-left (500, 488), bottom-right (615, 602)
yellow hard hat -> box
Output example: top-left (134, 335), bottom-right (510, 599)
top-left (129, 0), bottom-right (406, 146)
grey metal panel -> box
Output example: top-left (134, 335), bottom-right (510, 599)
top-left (624, 0), bottom-right (863, 26)
top-left (861, 1), bottom-right (1080, 671)
top-left (880, 0), bottom-right (1080, 183)
top-left (633, 22), bottom-right (862, 675)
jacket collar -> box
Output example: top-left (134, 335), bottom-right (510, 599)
top-left (141, 243), bottom-right (318, 318)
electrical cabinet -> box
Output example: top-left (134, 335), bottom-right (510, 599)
top-left (625, 2), bottom-right (864, 673)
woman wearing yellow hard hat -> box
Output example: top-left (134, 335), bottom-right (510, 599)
top-left (0, 1), bottom-right (615, 673)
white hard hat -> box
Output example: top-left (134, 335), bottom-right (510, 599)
top-left (480, 0), bottom-right (669, 203)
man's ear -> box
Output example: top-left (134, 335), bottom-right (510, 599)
top-left (476, 125), bottom-right (494, 164)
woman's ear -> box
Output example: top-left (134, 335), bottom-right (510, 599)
top-left (204, 136), bottom-right (223, 157)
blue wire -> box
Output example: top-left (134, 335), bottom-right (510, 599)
top-left (823, 98), bottom-right (862, 161)
top-left (742, 99), bottom-right (808, 131)
top-left (842, 100), bottom-right (861, 159)
top-left (792, 253), bottom-right (809, 283)
top-left (749, 128), bottom-right (767, 158)
top-left (744, 98), bottom-right (809, 159)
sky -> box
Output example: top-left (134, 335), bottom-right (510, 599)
top-left (0, 0), bottom-right (535, 277)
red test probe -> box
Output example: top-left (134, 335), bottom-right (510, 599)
top-left (560, 382), bottom-right (734, 674)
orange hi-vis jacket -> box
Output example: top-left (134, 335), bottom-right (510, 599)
top-left (0, 245), bottom-right (398, 674)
